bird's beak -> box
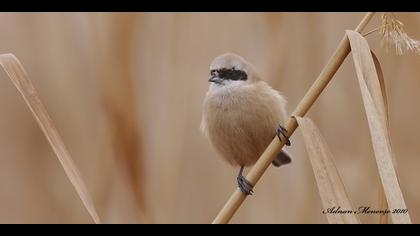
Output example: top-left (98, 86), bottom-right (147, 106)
top-left (208, 76), bottom-right (222, 84)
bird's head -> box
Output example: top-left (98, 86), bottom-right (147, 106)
top-left (208, 53), bottom-right (260, 87)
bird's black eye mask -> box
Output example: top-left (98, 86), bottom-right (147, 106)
top-left (210, 68), bottom-right (248, 81)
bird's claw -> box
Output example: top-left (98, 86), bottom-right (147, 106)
top-left (276, 124), bottom-right (291, 146)
top-left (237, 175), bottom-right (254, 195)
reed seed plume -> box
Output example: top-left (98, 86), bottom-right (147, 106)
top-left (380, 13), bottom-right (420, 55)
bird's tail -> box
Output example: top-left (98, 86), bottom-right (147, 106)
top-left (272, 150), bottom-right (292, 167)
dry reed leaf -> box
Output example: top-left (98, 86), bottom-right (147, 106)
top-left (295, 116), bottom-right (360, 224)
top-left (346, 30), bottom-right (411, 224)
top-left (0, 53), bottom-right (101, 224)
top-left (371, 52), bottom-right (398, 168)
top-left (372, 52), bottom-right (390, 224)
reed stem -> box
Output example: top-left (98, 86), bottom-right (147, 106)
top-left (212, 12), bottom-right (376, 224)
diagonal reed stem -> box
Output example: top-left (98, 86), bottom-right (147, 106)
top-left (212, 12), bottom-right (376, 224)
top-left (0, 53), bottom-right (101, 224)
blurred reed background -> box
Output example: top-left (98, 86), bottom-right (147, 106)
top-left (0, 12), bottom-right (419, 223)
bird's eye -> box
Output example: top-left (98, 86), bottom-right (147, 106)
top-left (210, 70), bottom-right (216, 76)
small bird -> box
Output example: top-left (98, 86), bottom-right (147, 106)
top-left (201, 53), bottom-right (292, 195)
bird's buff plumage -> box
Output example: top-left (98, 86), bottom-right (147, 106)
top-left (201, 53), bottom-right (292, 167)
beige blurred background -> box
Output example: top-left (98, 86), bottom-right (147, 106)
top-left (0, 12), bottom-right (419, 224)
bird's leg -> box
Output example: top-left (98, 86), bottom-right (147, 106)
top-left (276, 124), bottom-right (291, 146)
top-left (237, 166), bottom-right (254, 195)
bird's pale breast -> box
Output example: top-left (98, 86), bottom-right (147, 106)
top-left (202, 82), bottom-right (286, 166)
